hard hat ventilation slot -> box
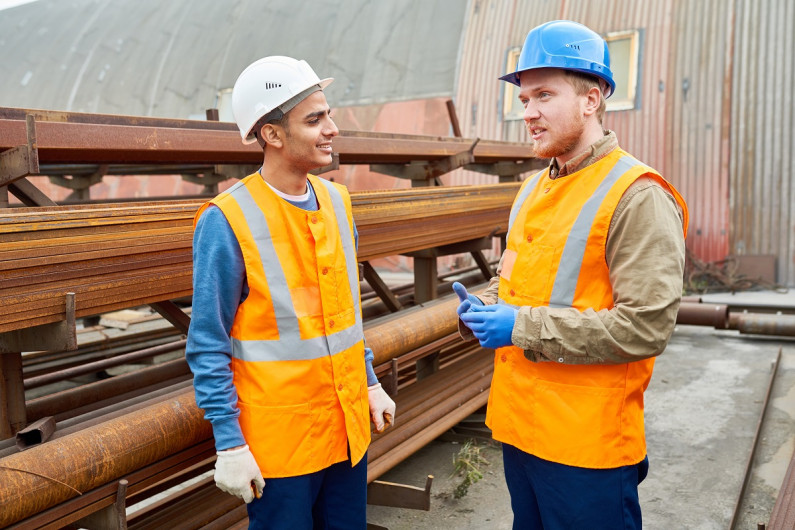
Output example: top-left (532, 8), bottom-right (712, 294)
top-left (264, 82), bottom-right (282, 90)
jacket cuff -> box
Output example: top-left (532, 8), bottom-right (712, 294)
top-left (213, 417), bottom-right (246, 451)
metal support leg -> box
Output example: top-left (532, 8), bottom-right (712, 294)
top-left (74, 479), bottom-right (129, 529)
top-left (413, 256), bottom-right (439, 380)
top-left (367, 475), bottom-right (434, 510)
top-left (0, 352), bottom-right (25, 439)
top-left (362, 262), bottom-right (403, 313)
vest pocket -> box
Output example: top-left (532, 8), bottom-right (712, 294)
top-left (238, 401), bottom-right (316, 477)
top-left (531, 378), bottom-right (625, 467)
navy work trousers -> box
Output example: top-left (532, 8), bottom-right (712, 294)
top-left (502, 443), bottom-right (649, 530)
top-left (246, 453), bottom-right (367, 530)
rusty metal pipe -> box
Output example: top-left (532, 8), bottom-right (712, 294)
top-left (23, 339), bottom-right (186, 390)
top-left (728, 312), bottom-right (795, 336)
top-left (364, 293), bottom-right (474, 366)
top-left (676, 302), bottom-right (729, 329)
top-left (0, 391), bottom-right (211, 527)
top-left (0, 296), bottom-right (483, 524)
top-left (0, 381), bottom-right (193, 459)
top-left (367, 371), bottom-right (492, 483)
top-left (26, 357), bottom-right (190, 422)
top-left (368, 356), bottom-right (492, 462)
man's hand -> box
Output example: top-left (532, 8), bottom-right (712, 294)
top-left (368, 383), bottom-right (396, 433)
top-left (452, 281), bottom-right (483, 317)
top-left (214, 445), bottom-right (265, 503)
top-left (459, 304), bottom-right (517, 349)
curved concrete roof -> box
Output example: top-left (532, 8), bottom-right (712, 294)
top-left (0, 0), bottom-right (467, 119)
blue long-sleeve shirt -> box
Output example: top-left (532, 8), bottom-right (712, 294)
top-left (186, 180), bottom-right (377, 451)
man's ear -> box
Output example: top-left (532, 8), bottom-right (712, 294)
top-left (260, 123), bottom-right (284, 149)
top-left (583, 86), bottom-right (602, 117)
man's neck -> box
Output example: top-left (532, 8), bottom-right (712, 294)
top-left (260, 159), bottom-right (308, 195)
top-left (550, 130), bottom-right (617, 179)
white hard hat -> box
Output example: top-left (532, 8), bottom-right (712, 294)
top-left (231, 56), bottom-right (333, 144)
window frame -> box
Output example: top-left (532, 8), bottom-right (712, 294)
top-left (604, 29), bottom-right (641, 111)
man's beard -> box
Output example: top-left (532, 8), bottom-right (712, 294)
top-left (529, 116), bottom-right (586, 160)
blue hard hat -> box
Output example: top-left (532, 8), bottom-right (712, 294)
top-left (500, 20), bottom-right (616, 98)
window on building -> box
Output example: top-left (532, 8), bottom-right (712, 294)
top-left (605, 30), bottom-right (640, 111)
top-left (501, 29), bottom-right (641, 120)
top-left (502, 47), bottom-right (524, 121)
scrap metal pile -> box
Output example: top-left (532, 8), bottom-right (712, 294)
top-left (0, 107), bottom-right (533, 529)
top-left (1, 107), bottom-right (794, 529)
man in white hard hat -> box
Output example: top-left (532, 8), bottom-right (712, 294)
top-left (186, 56), bottom-right (395, 528)
top-left (453, 21), bottom-right (688, 529)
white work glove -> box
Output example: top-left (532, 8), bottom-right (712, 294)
top-left (368, 383), bottom-right (396, 433)
top-left (214, 445), bottom-right (265, 503)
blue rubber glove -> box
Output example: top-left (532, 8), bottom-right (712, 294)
top-left (452, 282), bottom-right (483, 316)
top-left (459, 304), bottom-right (517, 349)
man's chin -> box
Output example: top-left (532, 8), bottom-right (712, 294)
top-left (531, 144), bottom-right (559, 160)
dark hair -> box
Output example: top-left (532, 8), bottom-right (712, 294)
top-left (253, 108), bottom-right (289, 148)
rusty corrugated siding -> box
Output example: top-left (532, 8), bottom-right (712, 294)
top-left (662, 0), bottom-right (734, 264)
top-left (731, 0), bottom-right (795, 284)
top-left (450, 0), bottom-right (745, 273)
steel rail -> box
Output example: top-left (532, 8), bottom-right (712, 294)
top-left (0, 115), bottom-right (533, 166)
top-left (0, 187), bottom-right (513, 334)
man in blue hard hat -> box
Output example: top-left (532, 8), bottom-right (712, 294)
top-left (453, 20), bottom-right (689, 529)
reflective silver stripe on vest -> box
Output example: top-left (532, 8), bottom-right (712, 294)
top-left (228, 178), bottom-right (363, 361)
top-left (547, 155), bottom-right (638, 308)
top-left (508, 170), bottom-right (546, 233)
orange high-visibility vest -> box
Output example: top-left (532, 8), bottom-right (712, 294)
top-left (195, 173), bottom-right (370, 478)
top-left (487, 148), bottom-right (688, 468)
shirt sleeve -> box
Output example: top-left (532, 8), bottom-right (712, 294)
top-left (353, 221), bottom-right (378, 385)
top-left (185, 205), bottom-right (247, 450)
top-left (512, 180), bottom-right (686, 364)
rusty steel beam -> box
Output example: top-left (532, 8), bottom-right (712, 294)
top-left (0, 187), bottom-right (512, 334)
top-left (0, 112), bottom-right (534, 168)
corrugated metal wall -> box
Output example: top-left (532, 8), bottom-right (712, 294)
top-left (452, 0), bottom-right (795, 284)
top-left (731, 0), bottom-right (795, 284)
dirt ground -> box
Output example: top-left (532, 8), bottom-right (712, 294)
top-left (366, 322), bottom-right (795, 530)
top-left (367, 434), bottom-right (512, 530)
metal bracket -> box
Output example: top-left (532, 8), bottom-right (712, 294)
top-left (16, 416), bottom-right (56, 450)
top-left (7, 177), bottom-right (57, 206)
top-left (49, 166), bottom-right (107, 201)
top-left (149, 300), bottom-right (191, 334)
top-left (470, 250), bottom-right (495, 280)
top-left (0, 114), bottom-right (40, 188)
top-left (75, 479), bottom-right (129, 530)
top-left (381, 358), bottom-right (399, 397)
top-left (367, 475), bottom-right (434, 511)
top-left (210, 164), bottom-right (260, 182)
top-left (362, 262), bottom-right (402, 313)
top-left (0, 293), bottom-right (76, 353)
top-left (465, 158), bottom-right (545, 182)
top-left (370, 138), bottom-right (480, 183)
